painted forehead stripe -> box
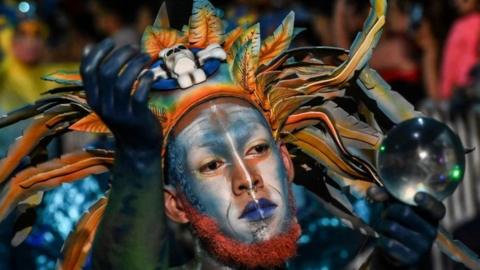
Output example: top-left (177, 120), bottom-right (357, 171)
top-left (181, 103), bottom-right (266, 136)
top-left (198, 103), bottom-right (255, 190)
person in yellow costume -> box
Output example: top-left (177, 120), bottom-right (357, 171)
top-left (0, 13), bottom-right (77, 111)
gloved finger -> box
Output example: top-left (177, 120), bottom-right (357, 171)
top-left (367, 185), bottom-right (390, 203)
top-left (132, 71), bottom-right (154, 107)
top-left (80, 39), bottom-right (114, 75)
top-left (379, 220), bottom-right (430, 253)
top-left (82, 44), bottom-right (93, 59)
top-left (414, 192), bottom-right (446, 222)
top-left (377, 237), bottom-right (420, 266)
top-left (80, 39), bottom-right (115, 107)
top-left (115, 53), bottom-right (151, 108)
top-left (98, 45), bottom-right (138, 109)
top-left (385, 204), bottom-right (437, 239)
top-left (100, 45), bottom-right (138, 81)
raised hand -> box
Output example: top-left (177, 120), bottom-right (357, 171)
top-left (368, 186), bottom-right (446, 268)
top-left (84, 40), bottom-right (168, 269)
top-left (80, 39), bottom-right (161, 152)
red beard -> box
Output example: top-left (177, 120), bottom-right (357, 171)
top-left (180, 195), bottom-right (301, 269)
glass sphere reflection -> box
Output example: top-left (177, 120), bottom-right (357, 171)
top-left (377, 117), bottom-right (465, 205)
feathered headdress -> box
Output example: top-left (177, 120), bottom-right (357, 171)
top-left (8, 0), bottom-right (477, 269)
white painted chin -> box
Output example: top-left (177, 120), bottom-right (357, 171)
top-left (251, 222), bottom-right (270, 242)
top-left (249, 215), bottom-right (278, 242)
top-left (236, 208), bottom-right (289, 244)
top-left (224, 208), bottom-right (279, 243)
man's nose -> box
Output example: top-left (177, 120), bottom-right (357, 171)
top-left (231, 161), bottom-right (264, 196)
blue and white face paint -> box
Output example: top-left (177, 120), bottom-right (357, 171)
top-left (168, 98), bottom-right (293, 243)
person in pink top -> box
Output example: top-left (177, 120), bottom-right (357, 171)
top-left (440, 0), bottom-right (480, 99)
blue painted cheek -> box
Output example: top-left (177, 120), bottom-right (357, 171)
top-left (173, 133), bottom-right (234, 218)
top-left (270, 146), bottom-right (292, 212)
top-left (183, 169), bottom-right (231, 218)
top-left (272, 146), bottom-right (290, 188)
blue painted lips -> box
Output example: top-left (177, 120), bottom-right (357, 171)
top-left (239, 198), bottom-right (277, 222)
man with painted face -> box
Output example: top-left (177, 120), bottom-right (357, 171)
top-left (83, 39), bottom-right (304, 268)
top-left (79, 2), bottom-right (447, 269)
top-left (83, 40), bottom-right (445, 270)
top-left (0, 0), bottom-right (450, 269)
top-left (163, 97), bottom-right (301, 268)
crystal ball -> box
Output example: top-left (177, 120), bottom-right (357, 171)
top-left (377, 117), bottom-right (465, 205)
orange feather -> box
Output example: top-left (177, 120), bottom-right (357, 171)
top-left (259, 11), bottom-right (295, 67)
top-left (0, 111), bottom-right (79, 184)
top-left (142, 27), bottom-right (186, 59)
top-left (69, 113), bottom-right (110, 134)
top-left (227, 23), bottom-right (260, 64)
top-left (188, 0), bottom-right (223, 48)
top-left (42, 71), bottom-right (83, 86)
top-left (285, 128), bottom-right (365, 179)
top-left (223, 27), bottom-right (243, 54)
top-left (58, 197), bottom-right (107, 270)
top-left (229, 24), bottom-right (261, 92)
top-left (0, 151), bottom-right (113, 221)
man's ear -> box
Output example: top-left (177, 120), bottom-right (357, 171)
top-left (279, 143), bottom-right (295, 183)
top-left (164, 186), bottom-right (189, 224)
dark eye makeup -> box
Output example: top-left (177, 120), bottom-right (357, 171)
top-left (247, 143), bottom-right (270, 156)
top-left (199, 160), bottom-right (225, 174)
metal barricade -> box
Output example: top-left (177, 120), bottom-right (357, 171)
top-left (422, 104), bottom-right (480, 270)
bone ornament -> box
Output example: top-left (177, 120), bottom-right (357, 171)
top-left (197, 43), bottom-right (227, 65)
top-left (151, 66), bottom-right (168, 80)
top-left (159, 44), bottom-right (206, 88)
top-left (146, 43), bottom-right (228, 89)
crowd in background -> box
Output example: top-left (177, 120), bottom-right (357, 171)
top-left (1, 0), bottom-right (479, 110)
top-left (0, 0), bottom-right (479, 269)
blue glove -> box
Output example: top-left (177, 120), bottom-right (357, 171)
top-left (80, 38), bottom-right (161, 153)
top-left (367, 186), bottom-right (446, 268)
top-left (81, 40), bottom-right (168, 269)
